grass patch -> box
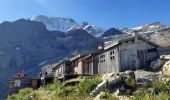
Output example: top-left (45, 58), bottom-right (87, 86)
top-left (124, 77), bottom-right (137, 90)
top-left (8, 88), bottom-right (33, 100)
top-left (77, 77), bottom-right (102, 96)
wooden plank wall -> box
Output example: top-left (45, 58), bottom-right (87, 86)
top-left (98, 38), bottom-right (159, 74)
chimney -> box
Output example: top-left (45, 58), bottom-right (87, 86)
top-left (98, 43), bottom-right (104, 50)
top-left (132, 30), bottom-right (139, 37)
top-left (133, 30), bottom-right (139, 43)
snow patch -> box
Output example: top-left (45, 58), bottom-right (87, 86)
top-left (132, 26), bottom-right (143, 30)
top-left (16, 47), bottom-right (20, 50)
top-left (104, 41), bottom-right (112, 44)
top-left (39, 60), bottom-right (47, 66)
top-left (148, 25), bottom-right (160, 28)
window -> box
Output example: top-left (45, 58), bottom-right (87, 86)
top-left (100, 54), bottom-right (105, 63)
top-left (14, 79), bottom-right (21, 87)
top-left (110, 51), bottom-right (115, 60)
top-left (147, 48), bottom-right (157, 52)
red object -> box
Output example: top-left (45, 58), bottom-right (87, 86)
top-left (19, 69), bottom-right (25, 77)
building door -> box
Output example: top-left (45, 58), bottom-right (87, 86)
top-left (137, 50), bottom-right (145, 68)
top-left (120, 49), bottom-right (136, 71)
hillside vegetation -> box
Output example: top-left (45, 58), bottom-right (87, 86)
top-left (8, 73), bottom-right (170, 100)
top-left (8, 76), bottom-right (101, 100)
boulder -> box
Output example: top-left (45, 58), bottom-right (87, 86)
top-left (162, 60), bottom-right (170, 76)
top-left (135, 70), bottom-right (158, 81)
top-left (126, 89), bottom-right (132, 95)
top-left (135, 70), bottom-right (158, 86)
top-left (160, 55), bottom-right (170, 60)
top-left (150, 58), bottom-right (165, 71)
top-left (90, 80), bottom-right (107, 96)
top-left (108, 76), bottom-right (122, 87)
top-left (165, 78), bottom-right (170, 83)
top-left (136, 78), bottom-right (151, 87)
top-left (120, 86), bottom-right (126, 93)
top-left (113, 89), bottom-right (120, 96)
top-left (90, 73), bottom-right (122, 96)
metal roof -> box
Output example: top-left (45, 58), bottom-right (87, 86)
top-left (104, 35), bottom-right (160, 50)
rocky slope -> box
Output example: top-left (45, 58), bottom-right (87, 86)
top-left (101, 28), bottom-right (124, 38)
top-left (121, 22), bottom-right (170, 48)
top-left (0, 19), bottom-right (101, 99)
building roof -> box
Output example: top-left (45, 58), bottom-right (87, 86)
top-left (70, 49), bottom-right (102, 61)
top-left (43, 50), bottom-right (101, 72)
top-left (70, 53), bottom-right (88, 62)
top-left (104, 34), bottom-right (160, 50)
top-left (41, 59), bottom-right (70, 72)
top-left (82, 49), bottom-right (102, 59)
top-left (51, 59), bottom-right (70, 70)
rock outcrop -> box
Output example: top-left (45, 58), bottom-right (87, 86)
top-left (162, 60), bottom-right (170, 76)
top-left (90, 71), bottom-right (134, 96)
top-left (150, 58), bottom-right (166, 71)
top-left (153, 55), bottom-right (170, 77)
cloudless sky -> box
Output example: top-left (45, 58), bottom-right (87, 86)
top-left (0, 0), bottom-right (169, 29)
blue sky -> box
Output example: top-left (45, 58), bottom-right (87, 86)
top-left (0, 0), bottom-right (169, 28)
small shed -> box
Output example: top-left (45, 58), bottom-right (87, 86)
top-left (31, 78), bottom-right (41, 90)
top-left (8, 75), bottom-right (31, 95)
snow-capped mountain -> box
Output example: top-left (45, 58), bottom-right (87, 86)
top-left (102, 22), bottom-right (170, 48)
top-left (31, 15), bottom-right (78, 32)
top-left (69, 22), bottom-right (105, 37)
top-left (132, 22), bottom-right (167, 32)
top-left (31, 15), bottom-right (105, 37)
top-left (120, 22), bottom-right (170, 47)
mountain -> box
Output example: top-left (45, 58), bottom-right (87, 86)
top-left (69, 22), bottom-right (105, 37)
top-left (101, 28), bottom-right (124, 37)
top-left (31, 15), bottom-right (78, 32)
top-left (0, 19), bottom-right (101, 99)
top-left (104, 22), bottom-right (170, 48)
top-left (131, 22), bottom-right (170, 47)
top-left (132, 22), bottom-right (167, 32)
top-left (31, 15), bottom-right (170, 45)
top-left (31, 15), bottom-right (105, 37)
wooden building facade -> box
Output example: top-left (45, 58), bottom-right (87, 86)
top-left (69, 51), bottom-right (100, 75)
top-left (98, 33), bottom-right (159, 74)
top-left (43, 33), bottom-right (160, 76)
top-left (80, 51), bottom-right (100, 75)
top-left (70, 54), bottom-right (87, 74)
top-left (52, 51), bottom-right (100, 75)
top-left (52, 60), bottom-right (74, 77)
